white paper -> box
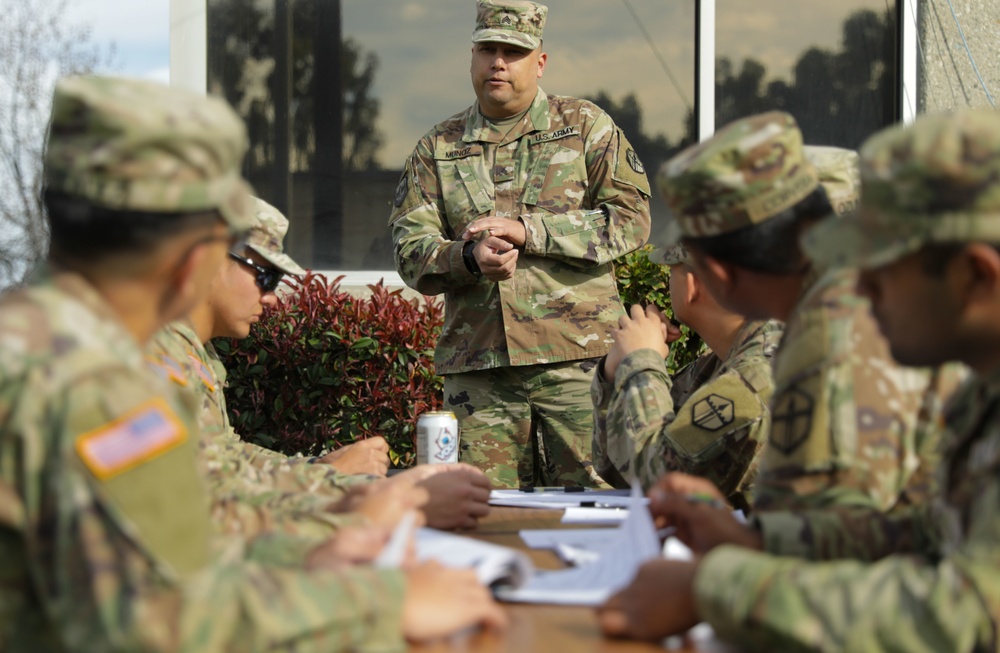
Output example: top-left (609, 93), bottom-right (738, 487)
top-left (413, 526), bottom-right (534, 589)
top-left (489, 488), bottom-right (643, 509)
top-left (496, 483), bottom-right (661, 606)
top-left (373, 510), bottom-right (418, 568)
top-left (519, 528), bottom-right (621, 551)
top-left (560, 506), bottom-right (629, 525)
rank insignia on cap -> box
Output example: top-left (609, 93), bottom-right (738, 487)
top-left (76, 399), bottom-right (188, 480)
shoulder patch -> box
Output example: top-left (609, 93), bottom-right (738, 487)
top-left (667, 373), bottom-right (766, 462)
top-left (76, 399), bottom-right (188, 480)
top-left (146, 354), bottom-right (187, 387)
top-left (768, 387), bottom-right (815, 455)
top-left (187, 352), bottom-right (217, 393)
top-left (393, 172), bottom-right (408, 208)
top-left (611, 128), bottom-right (651, 195)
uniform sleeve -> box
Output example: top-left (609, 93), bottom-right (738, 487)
top-left (595, 348), bottom-right (678, 488)
top-left (390, 140), bottom-right (479, 296)
top-left (694, 539), bottom-right (992, 652)
top-left (520, 113), bottom-right (651, 267)
top-left (601, 349), bottom-right (768, 510)
top-left (4, 371), bottom-right (409, 653)
top-left (752, 502), bottom-right (941, 561)
top-left (753, 296), bottom-right (932, 515)
top-left (590, 355), bottom-right (631, 489)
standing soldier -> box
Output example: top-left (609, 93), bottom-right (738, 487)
top-left (600, 107), bottom-right (1000, 653)
top-left (390, 0), bottom-right (651, 488)
top-left (0, 75), bottom-right (504, 651)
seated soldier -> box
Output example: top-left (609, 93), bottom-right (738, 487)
top-left (600, 107), bottom-right (1000, 653)
top-left (631, 126), bottom-right (960, 563)
top-left (591, 240), bottom-right (781, 512)
top-left (151, 198), bottom-right (492, 533)
top-left (0, 75), bottom-right (504, 651)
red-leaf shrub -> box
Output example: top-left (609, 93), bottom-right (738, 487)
top-left (215, 272), bottom-right (444, 467)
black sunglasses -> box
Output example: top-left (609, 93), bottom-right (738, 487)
top-left (228, 252), bottom-right (283, 293)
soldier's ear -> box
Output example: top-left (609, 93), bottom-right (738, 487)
top-left (961, 244), bottom-right (1000, 304)
top-left (683, 267), bottom-right (700, 305)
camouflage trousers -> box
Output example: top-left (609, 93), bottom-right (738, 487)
top-left (444, 359), bottom-right (609, 489)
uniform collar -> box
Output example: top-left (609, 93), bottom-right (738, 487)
top-left (465, 87), bottom-right (551, 144)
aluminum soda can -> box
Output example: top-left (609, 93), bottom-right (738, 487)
top-left (417, 411), bottom-right (459, 464)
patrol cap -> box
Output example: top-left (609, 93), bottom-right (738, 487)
top-left (804, 146), bottom-right (860, 218)
top-left (246, 198), bottom-right (307, 276)
top-left (647, 242), bottom-right (691, 266)
top-left (43, 75), bottom-right (254, 232)
top-left (657, 111), bottom-right (819, 245)
top-left (804, 109), bottom-right (1000, 270)
top-left (472, 0), bottom-right (547, 51)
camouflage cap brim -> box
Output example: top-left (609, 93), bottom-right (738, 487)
top-left (471, 28), bottom-right (539, 50)
top-left (803, 206), bottom-right (1000, 270)
top-left (248, 244), bottom-right (307, 277)
top-left (647, 240), bottom-right (690, 266)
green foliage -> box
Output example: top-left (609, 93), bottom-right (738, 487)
top-left (216, 273), bottom-right (444, 467)
top-left (614, 245), bottom-right (705, 374)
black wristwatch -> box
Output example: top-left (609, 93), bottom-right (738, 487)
top-left (462, 240), bottom-right (482, 276)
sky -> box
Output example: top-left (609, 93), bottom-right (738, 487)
top-left (64, 0), bottom-right (170, 83)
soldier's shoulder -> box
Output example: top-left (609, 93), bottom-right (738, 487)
top-left (545, 94), bottom-right (607, 126)
top-left (422, 105), bottom-right (476, 142)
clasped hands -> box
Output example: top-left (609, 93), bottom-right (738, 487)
top-left (461, 216), bottom-right (526, 282)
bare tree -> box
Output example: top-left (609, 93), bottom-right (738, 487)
top-left (0, 0), bottom-right (111, 288)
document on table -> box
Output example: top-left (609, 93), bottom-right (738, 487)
top-left (489, 488), bottom-right (645, 510)
top-left (495, 483), bottom-right (660, 606)
top-left (412, 526), bottom-right (535, 590)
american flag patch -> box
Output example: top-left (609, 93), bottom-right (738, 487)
top-left (187, 353), bottom-right (216, 392)
top-left (146, 354), bottom-right (188, 387)
top-left (76, 399), bottom-right (188, 480)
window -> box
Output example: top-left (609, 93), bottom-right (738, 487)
top-left (189, 0), bottom-right (905, 282)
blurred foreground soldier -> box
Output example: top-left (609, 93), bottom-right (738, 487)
top-left (634, 117), bottom-right (957, 561)
top-left (590, 241), bottom-right (781, 511)
top-left (600, 107), bottom-right (1000, 653)
top-left (152, 198), bottom-right (493, 533)
top-left (390, 0), bottom-right (651, 488)
top-left (0, 75), bottom-right (504, 651)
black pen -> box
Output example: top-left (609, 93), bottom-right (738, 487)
top-left (519, 485), bottom-right (585, 493)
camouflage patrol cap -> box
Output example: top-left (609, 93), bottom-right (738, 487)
top-left (246, 198), bottom-right (306, 276)
top-left (647, 242), bottom-right (692, 266)
top-left (657, 111), bottom-right (819, 244)
top-left (43, 75), bottom-right (254, 231)
top-left (804, 109), bottom-right (1000, 269)
top-left (472, 0), bottom-right (547, 51)
top-left (804, 146), bottom-right (860, 218)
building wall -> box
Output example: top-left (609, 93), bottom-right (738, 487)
top-left (918, 0), bottom-right (999, 113)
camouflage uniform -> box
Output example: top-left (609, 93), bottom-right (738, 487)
top-left (390, 1), bottom-right (651, 488)
top-left (149, 320), bottom-right (363, 540)
top-left (692, 108), bottom-right (1000, 653)
top-left (0, 76), bottom-right (408, 652)
top-left (591, 251), bottom-right (782, 511)
top-left (659, 113), bottom-right (953, 559)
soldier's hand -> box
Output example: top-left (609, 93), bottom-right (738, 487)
top-left (598, 559), bottom-right (701, 640)
top-left (474, 237), bottom-right (519, 282)
top-left (402, 562), bottom-right (507, 641)
top-left (317, 436), bottom-right (390, 476)
top-left (606, 304), bottom-right (670, 379)
top-left (462, 216), bottom-right (527, 247)
top-left (651, 489), bottom-right (761, 554)
top-left (647, 304), bottom-right (684, 344)
top-left (351, 475), bottom-right (429, 530)
top-left (305, 525), bottom-right (390, 570)
top-left (417, 463), bottom-right (492, 530)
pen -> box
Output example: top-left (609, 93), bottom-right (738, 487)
top-left (578, 501), bottom-right (623, 509)
top-left (686, 492), bottom-right (727, 509)
top-left (519, 485), bottom-right (585, 493)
